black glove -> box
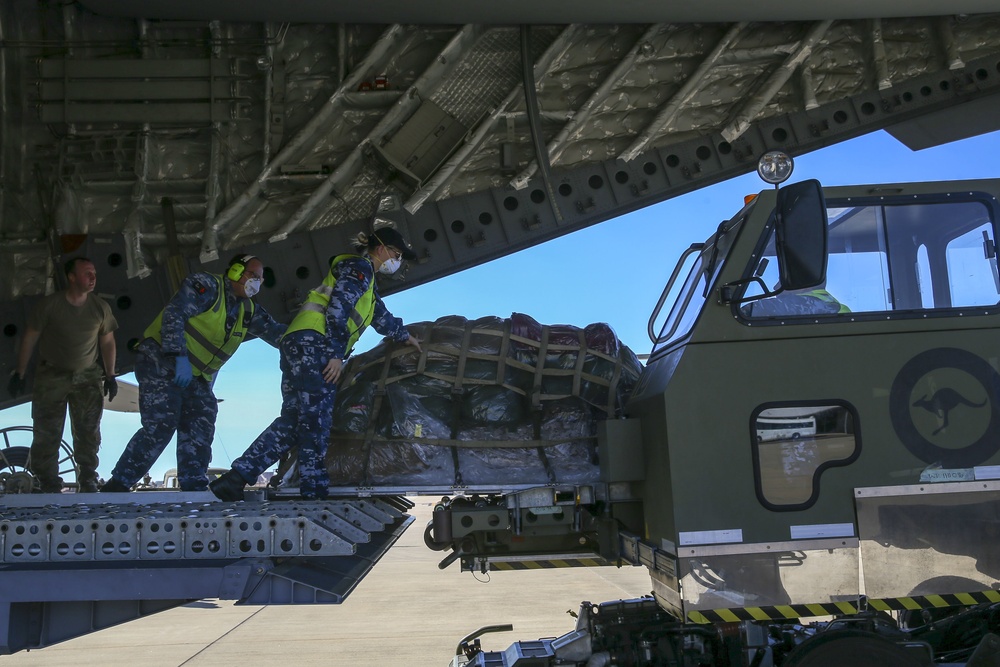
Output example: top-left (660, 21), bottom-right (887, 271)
top-left (103, 376), bottom-right (118, 402)
top-left (7, 372), bottom-right (25, 398)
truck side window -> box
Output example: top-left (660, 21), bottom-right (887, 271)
top-left (752, 404), bottom-right (859, 510)
top-left (945, 221), bottom-right (998, 308)
top-left (741, 197), bottom-right (998, 319)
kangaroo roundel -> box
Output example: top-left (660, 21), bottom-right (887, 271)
top-left (890, 348), bottom-right (1000, 467)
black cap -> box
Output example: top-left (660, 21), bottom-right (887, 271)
top-left (371, 227), bottom-right (417, 260)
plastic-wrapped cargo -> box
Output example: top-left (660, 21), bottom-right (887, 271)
top-left (291, 313), bottom-right (643, 488)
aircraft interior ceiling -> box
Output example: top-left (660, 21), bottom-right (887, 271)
top-left (1, 2), bottom-right (1000, 393)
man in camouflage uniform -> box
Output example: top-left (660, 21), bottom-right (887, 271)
top-left (101, 255), bottom-right (285, 492)
top-left (8, 257), bottom-right (118, 493)
top-left (211, 228), bottom-right (421, 501)
top-left (743, 283), bottom-right (851, 317)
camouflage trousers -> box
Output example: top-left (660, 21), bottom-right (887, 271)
top-left (232, 330), bottom-right (335, 499)
top-left (30, 361), bottom-right (104, 491)
top-left (111, 344), bottom-right (218, 491)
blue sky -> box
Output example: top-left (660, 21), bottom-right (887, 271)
top-left (4, 128), bottom-right (1000, 483)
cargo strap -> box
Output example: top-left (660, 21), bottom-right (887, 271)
top-left (347, 321), bottom-right (627, 416)
top-left (332, 432), bottom-right (597, 449)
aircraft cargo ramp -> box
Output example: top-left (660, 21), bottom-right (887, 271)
top-left (0, 315), bottom-right (646, 654)
top-left (0, 492), bottom-right (413, 654)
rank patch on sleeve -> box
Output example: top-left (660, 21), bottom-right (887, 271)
top-left (193, 281), bottom-right (207, 294)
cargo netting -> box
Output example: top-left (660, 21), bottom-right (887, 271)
top-left (282, 313), bottom-right (643, 488)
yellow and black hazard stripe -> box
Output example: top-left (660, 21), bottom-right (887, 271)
top-left (688, 601), bottom-right (860, 624)
top-left (477, 557), bottom-right (610, 571)
top-left (868, 590), bottom-right (1000, 612)
top-left (686, 590), bottom-right (1000, 624)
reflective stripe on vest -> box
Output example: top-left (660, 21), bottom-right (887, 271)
top-left (143, 274), bottom-right (254, 379)
top-left (284, 254), bottom-right (376, 355)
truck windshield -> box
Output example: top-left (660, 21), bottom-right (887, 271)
top-left (740, 193), bottom-right (998, 318)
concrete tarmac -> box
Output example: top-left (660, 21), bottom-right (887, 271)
top-left (5, 499), bottom-right (653, 667)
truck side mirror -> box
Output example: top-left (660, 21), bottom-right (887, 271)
top-left (776, 179), bottom-right (828, 291)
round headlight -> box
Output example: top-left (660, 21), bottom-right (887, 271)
top-left (757, 151), bottom-right (794, 185)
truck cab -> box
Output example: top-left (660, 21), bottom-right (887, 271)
top-left (631, 172), bottom-right (1000, 623)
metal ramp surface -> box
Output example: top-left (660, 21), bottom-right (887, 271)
top-left (0, 492), bottom-right (413, 654)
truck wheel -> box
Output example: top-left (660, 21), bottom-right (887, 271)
top-left (898, 575), bottom-right (983, 629)
top-left (782, 629), bottom-right (925, 667)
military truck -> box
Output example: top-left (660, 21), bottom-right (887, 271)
top-left (429, 153), bottom-right (1000, 666)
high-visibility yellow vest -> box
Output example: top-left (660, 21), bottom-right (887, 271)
top-left (143, 274), bottom-right (255, 380)
top-left (284, 254), bottom-right (376, 356)
top-left (805, 288), bottom-right (851, 313)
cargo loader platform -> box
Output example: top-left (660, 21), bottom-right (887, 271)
top-left (0, 491), bottom-right (413, 654)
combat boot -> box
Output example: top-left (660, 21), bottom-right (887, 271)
top-left (100, 477), bottom-right (131, 492)
top-left (210, 469), bottom-right (247, 502)
top-left (77, 472), bottom-right (100, 493)
top-left (38, 477), bottom-right (64, 494)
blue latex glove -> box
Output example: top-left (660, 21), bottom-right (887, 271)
top-left (173, 355), bottom-right (193, 388)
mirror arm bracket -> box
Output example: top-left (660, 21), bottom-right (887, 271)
top-left (719, 277), bottom-right (782, 305)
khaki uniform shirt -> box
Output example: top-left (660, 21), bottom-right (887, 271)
top-left (28, 292), bottom-right (118, 372)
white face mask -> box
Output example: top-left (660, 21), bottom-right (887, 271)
top-left (243, 277), bottom-right (262, 297)
top-left (378, 257), bottom-right (401, 275)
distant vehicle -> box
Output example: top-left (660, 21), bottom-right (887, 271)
top-left (755, 415), bottom-right (817, 441)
